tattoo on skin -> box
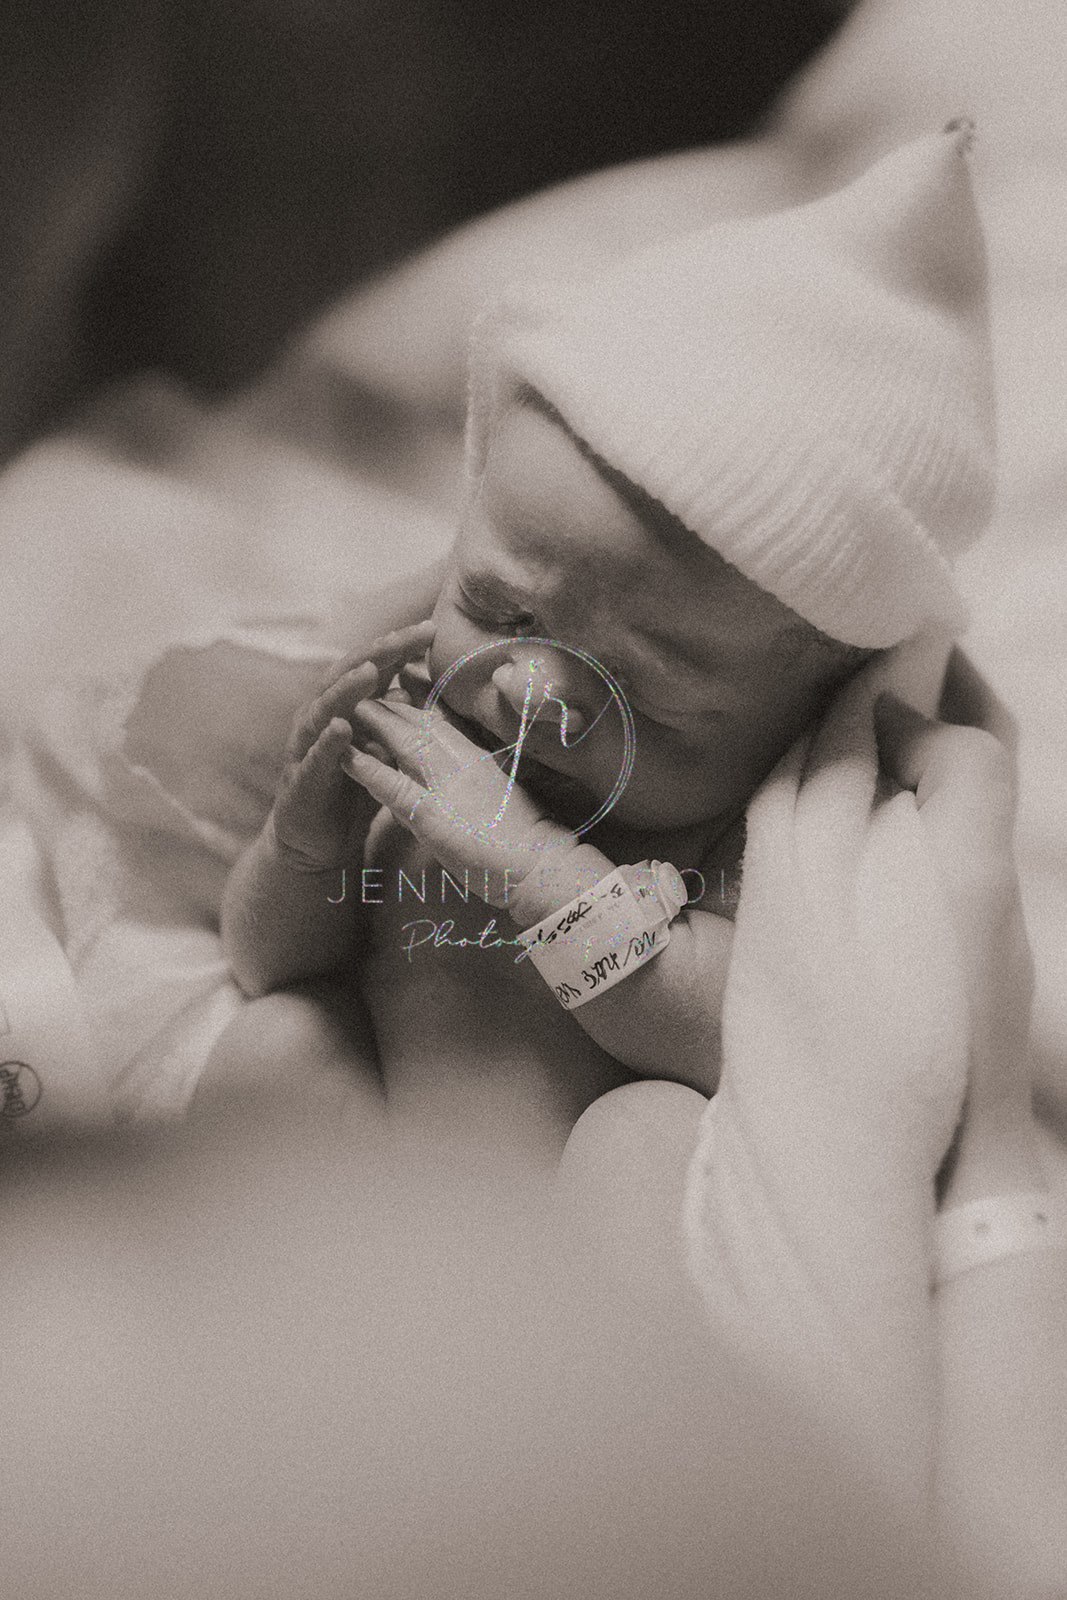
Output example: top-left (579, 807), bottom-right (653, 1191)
top-left (0, 1061), bottom-right (42, 1119)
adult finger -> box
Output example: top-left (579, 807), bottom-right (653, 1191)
top-left (788, 669), bottom-right (882, 911)
top-left (558, 1081), bottom-right (708, 1306)
top-left (875, 693), bottom-right (1034, 1116)
top-left (874, 694), bottom-right (1022, 1000)
top-left (874, 693), bottom-right (1016, 856)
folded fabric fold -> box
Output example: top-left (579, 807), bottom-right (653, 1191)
top-left (11, 621), bottom-right (336, 1122)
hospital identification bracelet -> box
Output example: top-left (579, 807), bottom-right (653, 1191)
top-left (932, 1191), bottom-right (1067, 1287)
top-left (517, 860), bottom-right (688, 1010)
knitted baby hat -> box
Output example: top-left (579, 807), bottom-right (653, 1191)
top-left (465, 124), bottom-right (996, 649)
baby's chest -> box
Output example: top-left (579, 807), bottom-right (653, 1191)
top-left (358, 825), bottom-right (627, 1100)
top-left (358, 818), bottom-right (576, 1036)
top-left (357, 821), bottom-right (629, 1134)
top-left (360, 818), bottom-right (524, 970)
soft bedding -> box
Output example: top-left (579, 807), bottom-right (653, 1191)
top-left (1, 0), bottom-right (1066, 1139)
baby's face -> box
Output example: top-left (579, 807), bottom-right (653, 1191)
top-left (428, 400), bottom-right (859, 833)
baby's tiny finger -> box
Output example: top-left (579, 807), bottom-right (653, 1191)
top-left (397, 656), bottom-right (434, 706)
top-left (285, 700), bottom-right (329, 764)
top-left (316, 620), bottom-right (433, 693)
top-left (363, 622), bottom-right (436, 690)
top-left (286, 669), bottom-right (371, 762)
top-left (287, 719), bottom-right (352, 804)
top-left (318, 661), bottom-right (378, 717)
top-left (351, 697), bottom-right (426, 772)
top-left (307, 718), bottom-right (353, 770)
top-left (342, 744), bottom-right (426, 822)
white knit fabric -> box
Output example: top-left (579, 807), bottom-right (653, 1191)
top-left (466, 126), bottom-right (996, 649)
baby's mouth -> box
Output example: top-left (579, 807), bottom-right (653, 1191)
top-left (444, 701), bottom-right (593, 826)
top-left (513, 756), bottom-right (591, 826)
top-left (442, 689), bottom-right (594, 803)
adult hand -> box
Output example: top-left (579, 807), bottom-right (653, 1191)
top-left (679, 672), bottom-right (1033, 1490)
top-left (710, 675), bottom-right (1005, 1188)
top-left (874, 692), bottom-right (1034, 1138)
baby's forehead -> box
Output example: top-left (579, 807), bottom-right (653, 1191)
top-left (473, 396), bottom-right (801, 671)
top-left (476, 395), bottom-right (708, 608)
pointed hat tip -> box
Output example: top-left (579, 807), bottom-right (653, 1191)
top-left (791, 119), bottom-right (988, 321)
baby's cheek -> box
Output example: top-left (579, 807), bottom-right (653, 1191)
top-left (426, 608), bottom-right (474, 688)
top-left (426, 636), bottom-right (449, 686)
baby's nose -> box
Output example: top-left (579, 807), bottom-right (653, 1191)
top-left (491, 654), bottom-right (588, 738)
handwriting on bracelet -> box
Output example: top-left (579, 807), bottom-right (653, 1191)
top-left (525, 896), bottom-right (593, 950)
top-left (553, 927), bottom-right (660, 1007)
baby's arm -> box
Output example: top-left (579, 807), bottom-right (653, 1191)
top-left (505, 845), bottom-right (732, 1097)
top-left (343, 692), bottom-right (734, 1091)
top-left (222, 623), bottom-right (434, 997)
top-left (221, 817), bottom-right (361, 1000)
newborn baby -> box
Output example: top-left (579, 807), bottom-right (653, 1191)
top-left (206, 126), bottom-right (994, 1143)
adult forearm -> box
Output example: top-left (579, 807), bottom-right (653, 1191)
top-left (221, 818), bottom-right (361, 997)
top-left (688, 1083), bottom-right (939, 1513)
top-left (934, 1101), bottom-right (1067, 1594)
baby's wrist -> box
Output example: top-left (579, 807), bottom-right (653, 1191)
top-left (265, 811), bottom-right (352, 877)
top-left (505, 841), bottom-right (615, 929)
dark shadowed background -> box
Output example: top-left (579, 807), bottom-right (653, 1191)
top-left (0, 0), bottom-right (844, 460)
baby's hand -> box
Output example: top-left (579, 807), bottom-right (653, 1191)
top-left (343, 694), bottom-right (575, 906)
top-left (271, 622), bottom-right (435, 871)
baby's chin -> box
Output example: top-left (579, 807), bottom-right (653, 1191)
top-left (507, 749), bottom-right (725, 837)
